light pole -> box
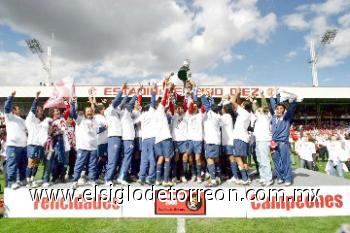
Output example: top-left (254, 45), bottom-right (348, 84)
top-left (309, 29), bottom-right (337, 87)
top-left (26, 38), bottom-right (52, 86)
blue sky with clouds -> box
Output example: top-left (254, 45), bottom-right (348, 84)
top-left (0, 0), bottom-right (349, 86)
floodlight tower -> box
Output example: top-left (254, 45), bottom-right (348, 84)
top-left (26, 38), bottom-right (52, 86)
top-left (309, 29), bottom-right (337, 87)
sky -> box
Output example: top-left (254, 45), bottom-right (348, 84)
top-left (0, 0), bottom-right (350, 87)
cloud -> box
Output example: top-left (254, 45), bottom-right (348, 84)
top-left (0, 0), bottom-right (277, 85)
top-left (283, 13), bottom-right (309, 30)
top-left (284, 0), bottom-right (350, 68)
top-left (286, 50), bottom-right (297, 60)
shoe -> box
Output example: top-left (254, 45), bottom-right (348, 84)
top-left (71, 182), bottom-right (78, 189)
top-left (137, 179), bottom-right (145, 185)
top-left (216, 177), bottom-right (222, 185)
top-left (17, 180), bottom-right (27, 187)
top-left (181, 176), bottom-right (187, 183)
top-left (26, 182), bottom-right (32, 188)
top-left (11, 183), bottom-right (20, 190)
top-left (172, 178), bottom-right (180, 183)
top-left (228, 177), bottom-right (238, 183)
top-left (31, 181), bottom-right (40, 188)
top-left (204, 173), bottom-right (210, 180)
top-left (241, 180), bottom-right (250, 185)
top-left (78, 177), bottom-right (86, 185)
top-left (197, 176), bottom-right (203, 183)
top-left (265, 180), bottom-right (274, 187)
top-left (155, 180), bottom-right (162, 186)
top-left (145, 179), bottom-right (154, 185)
top-left (42, 182), bottom-right (51, 188)
top-left (277, 179), bottom-right (284, 184)
top-left (117, 178), bottom-right (128, 185)
top-left (204, 179), bottom-right (217, 187)
top-left (190, 176), bottom-right (196, 182)
top-left (258, 179), bottom-right (265, 184)
top-left (284, 181), bottom-right (292, 186)
top-left (162, 181), bottom-right (173, 187)
top-left (105, 181), bottom-right (114, 187)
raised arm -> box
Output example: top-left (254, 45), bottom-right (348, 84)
top-left (150, 85), bottom-right (157, 109)
top-left (127, 95), bottom-right (138, 112)
top-left (200, 95), bottom-right (211, 112)
top-left (30, 91), bottom-right (41, 114)
top-left (285, 100), bottom-right (297, 120)
top-left (112, 82), bottom-right (127, 108)
top-left (70, 98), bottom-right (78, 120)
top-left (230, 88), bottom-right (241, 109)
top-left (4, 91), bottom-right (16, 114)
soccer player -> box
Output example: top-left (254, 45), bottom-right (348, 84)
top-left (25, 91), bottom-right (51, 188)
top-left (4, 91), bottom-right (27, 189)
top-left (117, 87), bottom-right (140, 185)
top-left (252, 91), bottom-right (273, 186)
top-left (171, 105), bottom-right (188, 183)
top-left (231, 88), bottom-right (252, 185)
top-left (94, 102), bottom-right (108, 180)
top-left (136, 85), bottom-right (157, 185)
top-left (201, 91), bottom-right (221, 187)
top-left (104, 83), bottom-right (127, 186)
top-left (269, 89), bottom-right (298, 186)
top-left (220, 102), bottom-right (239, 184)
top-left (70, 97), bottom-right (99, 188)
top-left (130, 92), bottom-right (143, 180)
top-left (155, 87), bottom-right (174, 186)
top-left (186, 95), bottom-right (204, 183)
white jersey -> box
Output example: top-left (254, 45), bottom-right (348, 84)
top-left (186, 112), bottom-right (204, 141)
top-left (104, 105), bottom-right (122, 137)
top-left (171, 113), bottom-right (188, 142)
top-left (325, 140), bottom-right (343, 162)
top-left (203, 110), bottom-right (221, 145)
top-left (296, 141), bottom-right (316, 162)
top-left (220, 113), bottom-right (234, 146)
top-left (253, 111), bottom-right (272, 142)
top-left (155, 105), bottom-right (172, 144)
top-left (25, 111), bottom-right (51, 147)
top-left (232, 106), bottom-right (251, 143)
top-left (135, 108), bottom-right (157, 140)
top-left (121, 109), bottom-right (135, 141)
top-left (75, 116), bottom-right (99, 151)
top-left (94, 114), bottom-right (108, 145)
top-left (5, 113), bottom-right (27, 147)
top-left (132, 110), bottom-right (142, 138)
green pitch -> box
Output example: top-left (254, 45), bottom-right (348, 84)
top-left (0, 155), bottom-right (349, 233)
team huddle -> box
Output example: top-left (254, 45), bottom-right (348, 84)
top-left (2, 78), bottom-right (298, 189)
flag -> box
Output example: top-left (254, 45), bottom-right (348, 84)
top-left (43, 77), bottom-right (75, 109)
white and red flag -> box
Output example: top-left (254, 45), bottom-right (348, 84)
top-left (43, 77), bottom-right (75, 109)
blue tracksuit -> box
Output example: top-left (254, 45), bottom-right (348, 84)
top-left (270, 96), bottom-right (297, 183)
top-left (105, 90), bottom-right (124, 182)
top-left (118, 95), bottom-right (137, 181)
top-left (138, 90), bottom-right (157, 183)
top-left (4, 96), bottom-right (27, 186)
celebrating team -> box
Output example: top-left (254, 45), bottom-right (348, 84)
top-left (3, 79), bottom-right (298, 189)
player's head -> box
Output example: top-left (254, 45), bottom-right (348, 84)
top-left (36, 106), bottom-right (45, 120)
top-left (96, 103), bottom-right (105, 115)
top-left (51, 108), bottom-right (61, 120)
top-left (241, 100), bottom-right (252, 112)
top-left (176, 105), bottom-right (184, 115)
top-left (275, 103), bottom-right (286, 117)
top-left (85, 107), bottom-right (94, 119)
top-left (12, 105), bottom-right (21, 116)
